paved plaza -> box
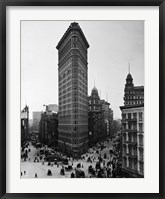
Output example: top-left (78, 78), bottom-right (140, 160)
top-left (21, 140), bottom-right (119, 178)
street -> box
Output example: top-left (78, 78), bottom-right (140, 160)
top-left (21, 139), bottom-right (121, 178)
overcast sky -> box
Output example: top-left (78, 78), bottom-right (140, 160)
top-left (21, 20), bottom-right (144, 119)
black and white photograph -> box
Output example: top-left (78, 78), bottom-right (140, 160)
top-left (21, 20), bottom-right (144, 179)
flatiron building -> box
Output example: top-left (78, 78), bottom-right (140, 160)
top-left (56, 22), bottom-right (89, 156)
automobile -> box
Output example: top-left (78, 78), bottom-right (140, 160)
top-left (97, 169), bottom-right (105, 178)
top-left (46, 154), bottom-right (68, 165)
top-left (101, 145), bottom-right (106, 150)
top-left (40, 148), bottom-right (45, 154)
top-left (95, 162), bottom-right (100, 170)
top-left (117, 158), bottom-right (122, 166)
top-left (62, 158), bottom-right (68, 165)
top-left (35, 143), bottom-right (42, 148)
top-left (65, 165), bottom-right (73, 171)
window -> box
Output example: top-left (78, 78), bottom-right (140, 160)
top-left (139, 149), bottom-right (143, 160)
top-left (128, 124), bottom-right (131, 130)
top-left (133, 124), bottom-right (137, 130)
top-left (128, 133), bottom-right (131, 142)
top-left (139, 135), bottom-right (143, 146)
top-left (128, 113), bottom-right (131, 119)
top-left (133, 135), bottom-right (137, 142)
top-left (122, 113), bottom-right (126, 119)
top-left (133, 113), bottom-right (137, 119)
top-left (123, 134), bottom-right (126, 142)
top-left (123, 124), bottom-right (126, 130)
top-left (140, 162), bottom-right (144, 173)
top-left (139, 112), bottom-right (143, 121)
top-left (139, 123), bottom-right (143, 132)
top-left (123, 157), bottom-right (127, 167)
top-left (129, 158), bottom-right (132, 169)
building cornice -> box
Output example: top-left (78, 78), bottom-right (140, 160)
top-left (120, 103), bottom-right (144, 110)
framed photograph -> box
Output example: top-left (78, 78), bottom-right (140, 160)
top-left (0, 0), bottom-right (164, 198)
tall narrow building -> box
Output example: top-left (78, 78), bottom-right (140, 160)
top-left (56, 22), bottom-right (89, 156)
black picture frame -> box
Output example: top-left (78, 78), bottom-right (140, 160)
top-left (0, 0), bottom-right (164, 199)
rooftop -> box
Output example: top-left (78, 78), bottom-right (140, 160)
top-left (56, 22), bottom-right (90, 49)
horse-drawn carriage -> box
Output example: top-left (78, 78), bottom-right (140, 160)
top-left (75, 169), bottom-right (85, 178)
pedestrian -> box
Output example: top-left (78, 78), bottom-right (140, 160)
top-left (21, 172), bottom-right (22, 176)
top-left (47, 169), bottom-right (52, 176)
top-left (71, 172), bottom-right (75, 178)
top-left (35, 173), bottom-right (37, 178)
top-left (107, 169), bottom-right (110, 178)
top-left (24, 171), bottom-right (26, 175)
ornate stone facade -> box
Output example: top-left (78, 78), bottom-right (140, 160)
top-left (88, 87), bottom-right (113, 146)
top-left (120, 105), bottom-right (144, 177)
top-left (56, 22), bottom-right (89, 156)
top-left (124, 73), bottom-right (144, 106)
top-left (120, 73), bottom-right (144, 177)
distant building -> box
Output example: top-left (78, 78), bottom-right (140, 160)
top-left (88, 87), bottom-right (102, 112)
top-left (21, 105), bottom-right (29, 143)
top-left (46, 104), bottom-right (58, 113)
top-left (39, 112), bottom-right (58, 147)
top-left (120, 72), bottom-right (144, 177)
top-left (88, 87), bottom-right (103, 145)
top-left (56, 22), bottom-right (89, 156)
top-left (100, 99), bottom-right (114, 136)
top-left (29, 119), bottom-right (33, 128)
top-left (88, 87), bottom-right (113, 146)
top-left (32, 111), bottom-right (43, 132)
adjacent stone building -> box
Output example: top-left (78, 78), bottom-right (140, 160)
top-left (120, 73), bottom-right (144, 177)
top-left (124, 73), bottom-right (144, 106)
top-left (56, 22), bottom-right (89, 156)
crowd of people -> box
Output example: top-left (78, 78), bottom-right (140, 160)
top-left (21, 137), bottom-right (122, 178)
